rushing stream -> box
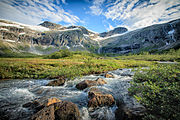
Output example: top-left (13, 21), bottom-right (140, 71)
top-left (0, 68), bottom-right (143, 120)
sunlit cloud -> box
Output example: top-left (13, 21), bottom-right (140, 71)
top-left (0, 0), bottom-right (80, 25)
top-left (89, 0), bottom-right (180, 30)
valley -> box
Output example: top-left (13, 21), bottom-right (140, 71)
top-left (0, 19), bottom-right (180, 120)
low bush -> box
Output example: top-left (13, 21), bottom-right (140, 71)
top-left (129, 64), bottom-right (180, 120)
top-left (45, 49), bottom-right (72, 59)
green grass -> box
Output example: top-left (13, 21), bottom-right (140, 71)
top-left (0, 51), bottom-right (154, 79)
top-left (115, 49), bottom-right (180, 62)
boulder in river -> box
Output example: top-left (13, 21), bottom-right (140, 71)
top-left (30, 98), bottom-right (80, 120)
top-left (88, 88), bottom-right (115, 108)
top-left (54, 101), bottom-right (80, 120)
top-left (104, 73), bottom-right (114, 78)
top-left (31, 105), bottom-right (55, 120)
top-left (23, 97), bottom-right (61, 112)
top-left (115, 105), bottom-right (146, 120)
top-left (46, 77), bottom-right (65, 86)
top-left (76, 78), bottom-right (107, 90)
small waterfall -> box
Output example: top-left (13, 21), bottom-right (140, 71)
top-left (168, 23), bottom-right (176, 42)
top-left (97, 40), bottom-right (102, 54)
top-left (29, 39), bottom-right (41, 55)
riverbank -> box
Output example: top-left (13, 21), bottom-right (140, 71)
top-left (0, 56), bottom-right (154, 80)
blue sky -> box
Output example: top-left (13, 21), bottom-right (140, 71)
top-left (0, 0), bottom-right (180, 33)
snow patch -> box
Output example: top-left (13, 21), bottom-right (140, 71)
top-left (19, 32), bottom-right (26, 35)
top-left (73, 43), bottom-right (84, 48)
top-left (0, 19), bottom-right (50, 32)
top-left (83, 34), bottom-right (89, 37)
top-left (25, 25), bottom-right (50, 32)
top-left (4, 39), bottom-right (16, 42)
top-left (168, 29), bottom-right (175, 34)
top-left (0, 28), bottom-right (9, 31)
top-left (94, 32), bottom-right (129, 41)
top-left (58, 28), bottom-right (80, 32)
top-left (66, 46), bottom-right (70, 49)
top-left (0, 22), bottom-right (24, 28)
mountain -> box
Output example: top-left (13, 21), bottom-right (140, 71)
top-left (0, 18), bottom-right (180, 56)
top-left (0, 20), bottom-right (99, 56)
top-left (98, 19), bottom-right (180, 54)
top-left (99, 27), bottom-right (128, 37)
top-left (39, 21), bottom-right (65, 30)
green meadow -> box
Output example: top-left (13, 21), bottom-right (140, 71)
top-left (0, 49), bottom-right (179, 120)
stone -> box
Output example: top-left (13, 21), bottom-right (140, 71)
top-left (104, 73), bottom-right (114, 78)
top-left (88, 89), bottom-right (115, 108)
top-left (76, 78), bottom-right (107, 90)
top-left (95, 78), bottom-right (107, 85)
top-left (45, 98), bottom-right (61, 106)
top-left (31, 105), bottom-right (55, 120)
top-left (54, 101), bottom-right (80, 120)
top-left (23, 97), bottom-right (61, 112)
top-left (30, 98), bottom-right (80, 120)
top-left (46, 77), bottom-right (65, 86)
top-left (115, 105), bottom-right (146, 120)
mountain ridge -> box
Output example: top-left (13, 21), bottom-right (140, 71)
top-left (0, 18), bottom-right (180, 57)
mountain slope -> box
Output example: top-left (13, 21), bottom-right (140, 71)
top-left (99, 19), bottom-right (180, 54)
top-left (0, 20), bottom-right (99, 56)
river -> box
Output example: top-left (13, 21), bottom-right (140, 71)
top-left (0, 68), bottom-right (143, 120)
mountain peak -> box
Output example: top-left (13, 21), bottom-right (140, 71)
top-left (100, 27), bottom-right (128, 37)
top-left (39, 21), bottom-right (63, 29)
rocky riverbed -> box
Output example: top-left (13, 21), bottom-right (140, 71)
top-left (0, 68), bottom-right (146, 120)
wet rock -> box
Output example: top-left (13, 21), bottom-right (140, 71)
top-left (76, 78), bottom-right (107, 90)
top-left (88, 89), bottom-right (115, 108)
top-left (30, 98), bottom-right (80, 120)
top-left (45, 98), bottom-right (61, 106)
top-left (54, 101), bottom-right (80, 120)
top-left (31, 105), bottom-right (55, 120)
top-left (104, 73), bottom-right (114, 78)
top-left (23, 97), bottom-right (61, 112)
top-left (46, 77), bottom-right (65, 86)
top-left (115, 105), bottom-right (146, 120)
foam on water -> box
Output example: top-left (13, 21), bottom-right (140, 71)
top-left (0, 68), bottom-right (144, 120)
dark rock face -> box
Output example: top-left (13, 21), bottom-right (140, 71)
top-left (100, 19), bottom-right (180, 54)
top-left (31, 105), bottom-right (55, 120)
top-left (26, 98), bottom-right (80, 120)
top-left (54, 101), bottom-right (80, 120)
top-left (76, 78), bottom-right (107, 90)
top-left (88, 88), bottom-right (115, 108)
top-left (46, 77), bottom-right (65, 86)
top-left (115, 105), bottom-right (146, 120)
top-left (100, 27), bottom-right (128, 37)
top-left (39, 21), bottom-right (63, 30)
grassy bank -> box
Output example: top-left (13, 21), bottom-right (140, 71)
top-left (1, 49), bottom-right (180, 80)
top-left (116, 49), bottom-right (180, 62)
top-left (0, 51), bottom-right (154, 79)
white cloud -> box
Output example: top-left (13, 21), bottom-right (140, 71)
top-left (89, 0), bottom-right (106, 15)
top-left (107, 24), bottom-right (114, 31)
top-left (0, 0), bottom-right (80, 25)
top-left (90, 0), bottom-right (180, 30)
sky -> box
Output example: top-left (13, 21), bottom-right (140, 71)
top-left (0, 0), bottom-right (180, 33)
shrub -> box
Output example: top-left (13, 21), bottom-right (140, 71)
top-left (45, 49), bottom-right (72, 59)
top-left (129, 64), bottom-right (180, 120)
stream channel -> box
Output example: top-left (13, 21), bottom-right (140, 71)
top-left (0, 68), bottom-right (144, 120)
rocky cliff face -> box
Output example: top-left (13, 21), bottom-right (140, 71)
top-left (0, 20), bottom-right (99, 55)
top-left (39, 21), bottom-right (65, 30)
top-left (99, 19), bottom-right (180, 54)
top-left (99, 27), bottom-right (128, 37)
top-left (0, 18), bottom-right (180, 56)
